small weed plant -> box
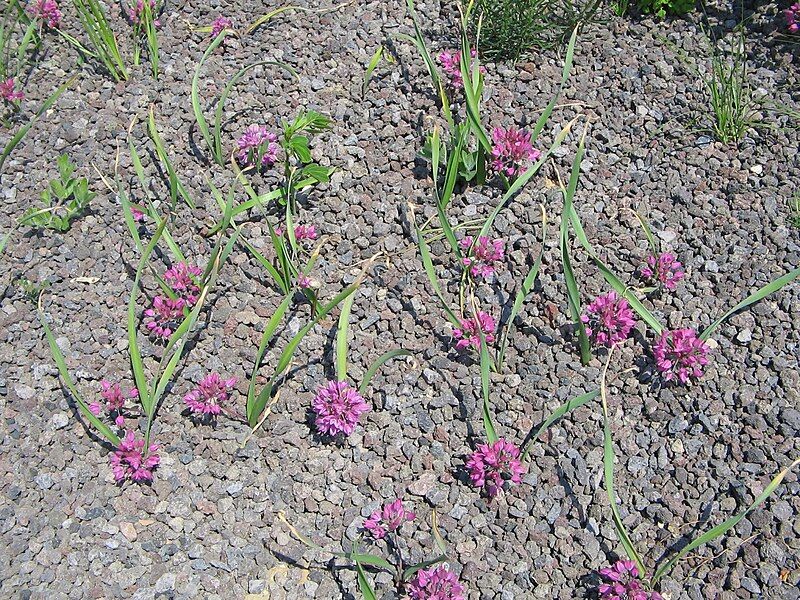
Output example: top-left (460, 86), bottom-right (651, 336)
top-left (20, 154), bottom-right (95, 231)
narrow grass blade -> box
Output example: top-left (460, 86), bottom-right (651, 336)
top-left (355, 562), bottom-right (377, 600)
top-left (561, 217), bottom-right (591, 365)
top-left (652, 458), bottom-right (800, 583)
top-left (37, 302), bottom-right (120, 445)
top-left (191, 31), bottom-right (228, 163)
top-left (401, 555), bottom-right (448, 582)
top-left (478, 326), bottom-right (498, 443)
top-left (247, 295), bottom-right (292, 411)
top-left (521, 390), bottom-right (598, 460)
top-left (147, 109), bottom-right (195, 208)
top-left (336, 291), bottom-right (357, 381)
top-left (0, 75), bottom-right (77, 174)
top-left (629, 208), bottom-right (657, 255)
top-left (350, 553), bottom-right (394, 571)
top-left (127, 218), bottom-right (169, 414)
top-left (362, 45), bottom-right (383, 97)
top-left (409, 205), bottom-right (461, 327)
top-left (700, 266), bottom-right (800, 341)
top-left (402, 0), bottom-right (452, 126)
top-left (245, 5), bottom-right (302, 34)
top-left (600, 347), bottom-right (646, 576)
top-left (531, 27), bottom-right (577, 142)
top-left (497, 205), bottom-right (547, 368)
top-left (358, 349), bottom-right (412, 394)
top-left (249, 282), bottom-right (362, 426)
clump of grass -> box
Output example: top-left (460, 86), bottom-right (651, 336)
top-left (705, 28), bottom-right (757, 143)
top-left (69, 0), bottom-right (127, 81)
top-left (472, 0), bottom-right (601, 60)
top-left (789, 193), bottom-right (800, 228)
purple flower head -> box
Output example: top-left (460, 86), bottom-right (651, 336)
top-left (312, 380), bottom-right (370, 436)
top-left (110, 430), bottom-right (160, 483)
top-left (210, 15), bottom-right (232, 37)
top-left (459, 236), bottom-right (505, 280)
top-left (437, 49), bottom-right (483, 89)
top-left (406, 565), bottom-right (465, 600)
top-left (293, 224), bottom-right (318, 242)
top-left (653, 328), bottom-right (710, 384)
top-left (184, 373), bottom-right (236, 416)
top-left (598, 560), bottom-right (663, 600)
top-left (0, 78), bottom-right (24, 103)
top-left (452, 311), bottom-right (496, 351)
top-left (640, 252), bottom-right (684, 291)
top-left (131, 207), bottom-right (146, 222)
top-left (164, 262), bottom-right (202, 304)
top-left (466, 438), bottom-right (526, 498)
top-left (363, 498), bottom-right (416, 540)
top-left (786, 3), bottom-right (800, 32)
top-left (580, 291), bottom-right (637, 347)
top-left (490, 126), bottom-right (540, 178)
top-left (296, 273), bottom-right (313, 289)
top-left (144, 295), bottom-right (187, 339)
top-left (89, 380), bottom-right (139, 416)
top-left (236, 125), bottom-right (278, 169)
top-left (29, 0), bottom-right (62, 28)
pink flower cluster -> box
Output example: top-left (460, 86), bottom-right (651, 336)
top-left (144, 262), bottom-right (203, 339)
top-left (110, 430), bottom-right (160, 483)
top-left (293, 224), bottom-right (317, 242)
top-left (164, 262), bottom-right (202, 304)
top-left (407, 565), bottom-right (465, 600)
top-left (437, 49), bottom-right (482, 89)
top-left (452, 312), bottom-right (495, 351)
top-left (653, 328), bottom-right (710, 384)
top-left (641, 252), bottom-right (684, 291)
top-left (184, 373), bottom-right (236, 415)
top-left (786, 3), bottom-right (800, 32)
top-left (29, 0), bottom-right (62, 28)
top-left (0, 78), bottom-right (24, 103)
top-left (144, 295), bottom-right (187, 339)
top-left (364, 498), bottom-right (415, 539)
top-left (581, 292), bottom-right (637, 347)
top-left (466, 438), bottom-right (526, 498)
top-left (129, 0), bottom-right (158, 26)
top-left (312, 380), bottom-right (370, 436)
top-left (210, 15), bottom-right (232, 37)
top-left (598, 560), bottom-right (663, 600)
top-left (490, 126), bottom-right (540, 178)
top-left (237, 125), bottom-right (279, 169)
top-left (89, 380), bottom-right (138, 427)
top-left (459, 236), bottom-right (504, 280)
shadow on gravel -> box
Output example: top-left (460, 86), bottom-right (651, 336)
top-left (654, 501), bottom-right (714, 567)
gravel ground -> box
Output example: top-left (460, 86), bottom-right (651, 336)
top-left (1, 0), bottom-right (799, 598)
